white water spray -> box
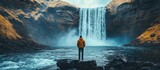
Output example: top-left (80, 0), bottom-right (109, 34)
top-left (79, 7), bottom-right (106, 40)
top-left (57, 7), bottom-right (115, 46)
top-left (57, 1), bottom-right (120, 46)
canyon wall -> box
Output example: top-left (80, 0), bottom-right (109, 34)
top-left (106, 0), bottom-right (160, 46)
top-left (0, 0), bottom-right (79, 48)
top-left (0, 0), bottom-right (160, 47)
top-left (106, 0), bottom-right (160, 45)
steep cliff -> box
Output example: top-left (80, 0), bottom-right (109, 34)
top-left (0, 15), bottom-right (21, 40)
top-left (137, 24), bottom-right (160, 44)
top-left (0, 0), bottom-right (79, 47)
top-left (34, 0), bottom-right (76, 7)
top-left (0, 14), bottom-right (48, 54)
top-left (106, 0), bottom-right (132, 14)
top-left (106, 0), bottom-right (160, 42)
top-left (128, 18), bottom-right (160, 47)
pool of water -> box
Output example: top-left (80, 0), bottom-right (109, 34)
top-left (0, 46), bottom-right (160, 70)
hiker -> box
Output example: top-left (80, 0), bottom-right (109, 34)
top-left (77, 36), bottom-right (86, 60)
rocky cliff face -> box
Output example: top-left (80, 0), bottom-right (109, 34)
top-left (106, 0), bottom-right (160, 43)
top-left (106, 0), bottom-right (132, 14)
top-left (0, 0), bottom-right (79, 44)
top-left (128, 18), bottom-right (160, 47)
top-left (25, 5), bottom-right (79, 46)
top-left (0, 0), bottom-right (40, 38)
top-left (2, 0), bottom-right (159, 47)
top-left (0, 15), bottom-right (21, 40)
top-left (0, 0), bottom-right (79, 49)
top-left (34, 0), bottom-right (77, 7)
top-left (0, 15), bottom-right (48, 54)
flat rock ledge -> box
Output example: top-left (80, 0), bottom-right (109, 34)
top-left (57, 58), bottom-right (160, 70)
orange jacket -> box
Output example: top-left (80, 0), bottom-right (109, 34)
top-left (77, 38), bottom-right (85, 48)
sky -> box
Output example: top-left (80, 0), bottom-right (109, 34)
top-left (62, 0), bottom-right (112, 8)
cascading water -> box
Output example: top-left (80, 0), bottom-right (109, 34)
top-left (58, 7), bottom-right (110, 46)
top-left (57, 1), bottom-right (118, 46)
top-left (79, 7), bottom-right (106, 40)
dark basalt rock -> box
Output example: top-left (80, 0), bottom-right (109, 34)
top-left (105, 58), bottom-right (127, 70)
top-left (96, 66), bottom-right (104, 70)
top-left (152, 64), bottom-right (160, 70)
top-left (150, 34), bottom-right (156, 37)
top-left (0, 37), bottom-right (50, 54)
top-left (77, 60), bottom-right (97, 70)
top-left (57, 59), bottom-right (97, 70)
top-left (140, 67), bottom-right (152, 70)
top-left (105, 58), bottom-right (160, 70)
top-left (57, 58), bottom-right (160, 70)
top-left (57, 59), bottom-right (79, 69)
top-left (140, 62), bottom-right (154, 67)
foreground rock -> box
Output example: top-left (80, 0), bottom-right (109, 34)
top-left (57, 59), bottom-right (102, 70)
top-left (106, 58), bottom-right (160, 70)
top-left (57, 58), bottom-right (160, 70)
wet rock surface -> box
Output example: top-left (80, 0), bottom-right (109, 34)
top-left (57, 59), bottom-right (100, 70)
top-left (0, 37), bottom-right (51, 54)
top-left (0, 46), bottom-right (160, 70)
top-left (57, 58), bottom-right (160, 70)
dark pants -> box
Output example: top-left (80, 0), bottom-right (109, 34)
top-left (78, 48), bottom-right (84, 60)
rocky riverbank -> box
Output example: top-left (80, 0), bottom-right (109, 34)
top-left (57, 58), bottom-right (160, 70)
top-left (0, 37), bottom-right (51, 54)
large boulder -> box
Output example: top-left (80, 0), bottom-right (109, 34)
top-left (105, 58), bottom-right (160, 70)
top-left (77, 60), bottom-right (97, 70)
top-left (57, 59), bottom-right (97, 70)
top-left (57, 59), bottom-right (79, 69)
top-left (105, 58), bottom-right (127, 70)
top-left (56, 59), bottom-right (160, 70)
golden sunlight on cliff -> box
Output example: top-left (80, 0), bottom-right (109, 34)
top-left (0, 15), bottom-right (21, 40)
top-left (137, 24), bottom-right (160, 43)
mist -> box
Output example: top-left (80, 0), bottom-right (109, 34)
top-left (24, 0), bottom-right (131, 47)
top-left (56, 29), bottom-right (130, 47)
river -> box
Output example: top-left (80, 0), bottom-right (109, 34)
top-left (0, 46), bottom-right (160, 70)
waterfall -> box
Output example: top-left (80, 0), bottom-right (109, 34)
top-left (79, 7), bottom-right (106, 40)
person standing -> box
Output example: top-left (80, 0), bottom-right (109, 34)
top-left (77, 36), bottom-right (86, 60)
